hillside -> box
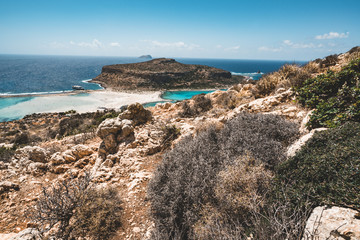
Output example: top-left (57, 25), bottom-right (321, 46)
top-left (0, 47), bottom-right (359, 240)
top-left (91, 58), bottom-right (244, 90)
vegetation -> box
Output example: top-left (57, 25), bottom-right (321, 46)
top-left (161, 124), bottom-right (181, 149)
top-left (0, 146), bottom-right (16, 162)
top-left (148, 113), bottom-right (299, 239)
top-left (29, 173), bottom-right (122, 240)
top-left (295, 58), bottom-right (360, 129)
top-left (273, 122), bottom-right (360, 210)
top-left (256, 63), bottom-right (315, 97)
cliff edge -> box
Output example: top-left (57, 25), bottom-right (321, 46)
top-left (91, 58), bottom-right (243, 90)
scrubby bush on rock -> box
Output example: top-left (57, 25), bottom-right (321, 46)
top-left (256, 64), bottom-right (312, 97)
top-left (179, 94), bottom-right (212, 117)
top-left (295, 58), bottom-right (360, 129)
top-left (29, 173), bottom-right (122, 240)
top-left (148, 113), bottom-right (298, 239)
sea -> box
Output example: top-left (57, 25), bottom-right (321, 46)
top-left (0, 54), bottom-right (306, 122)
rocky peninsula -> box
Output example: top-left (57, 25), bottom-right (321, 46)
top-left (91, 58), bottom-right (244, 90)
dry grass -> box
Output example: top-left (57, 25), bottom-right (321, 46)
top-left (256, 64), bottom-right (312, 97)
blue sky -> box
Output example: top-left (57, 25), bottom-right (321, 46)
top-left (0, 0), bottom-right (359, 60)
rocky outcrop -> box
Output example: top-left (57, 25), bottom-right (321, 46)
top-left (303, 206), bottom-right (360, 240)
top-left (96, 103), bottom-right (152, 158)
top-left (9, 228), bottom-right (41, 240)
top-left (91, 58), bottom-right (242, 90)
top-left (286, 128), bottom-right (327, 158)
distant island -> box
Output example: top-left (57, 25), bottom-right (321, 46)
top-left (91, 58), bottom-right (244, 90)
top-left (139, 55), bottom-right (152, 59)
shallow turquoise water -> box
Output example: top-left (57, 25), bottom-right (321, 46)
top-left (143, 89), bottom-right (224, 108)
top-left (0, 96), bottom-right (34, 110)
top-left (161, 90), bottom-right (217, 101)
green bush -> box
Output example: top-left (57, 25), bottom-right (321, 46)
top-left (273, 122), bottom-right (360, 210)
top-left (0, 146), bottom-right (16, 162)
top-left (295, 58), bottom-right (360, 129)
top-left (148, 113), bottom-right (298, 239)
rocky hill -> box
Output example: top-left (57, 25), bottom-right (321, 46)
top-left (91, 58), bottom-right (243, 90)
top-left (0, 47), bottom-right (359, 240)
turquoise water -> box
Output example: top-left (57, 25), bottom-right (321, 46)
top-left (161, 90), bottom-right (217, 101)
top-left (0, 96), bottom-right (34, 110)
top-left (143, 89), bottom-right (223, 108)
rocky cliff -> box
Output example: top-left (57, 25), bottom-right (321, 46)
top-left (91, 58), bottom-right (243, 90)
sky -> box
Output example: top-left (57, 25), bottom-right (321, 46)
top-left (0, 0), bottom-right (359, 60)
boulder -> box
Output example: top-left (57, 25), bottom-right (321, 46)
top-left (303, 206), bottom-right (360, 240)
top-left (118, 103), bottom-right (152, 126)
top-left (96, 118), bottom-right (124, 139)
top-left (96, 107), bottom-right (144, 158)
top-left (70, 144), bottom-right (93, 159)
top-left (13, 146), bottom-right (49, 164)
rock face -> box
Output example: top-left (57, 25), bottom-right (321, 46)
top-left (303, 206), bottom-right (360, 240)
top-left (91, 58), bottom-right (241, 90)
top-left (96, 103), bottom-right (152, 158)
top-left (9, 228), bottom-right (41, 240)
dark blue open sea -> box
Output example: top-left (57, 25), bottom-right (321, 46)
top-left (0, 54), bottom-right (306, 122)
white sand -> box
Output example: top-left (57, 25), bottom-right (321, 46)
top-left (0, 90), bottom-right (162, 121)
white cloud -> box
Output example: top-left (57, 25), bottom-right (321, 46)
top-left (224, 45), bottom-right (240, 51)
top-left (110, 42), bottom-right (121, 47)
top-left (315, 32), bottom-right (349, 40)
top-left (144, 40), bottom-right (200, 50)
top-left (258, 46), bottom-right (282, 52)
top-left (49, 41), bottom-right (67, 49)
top-left (283, 40), bottom-right (323, 49)
top-left (70, 39), bottom-right (103, 48)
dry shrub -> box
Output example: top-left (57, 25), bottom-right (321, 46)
top-left (148, 113), bottom-right (299, 239)
top-left (29, 174), bottom-right (122, 240)
top-left (214, 154), bottom-right (272, 213)
top-left (72, 187), bottom-right (122, 240)
top-left (256, 64), bottom-right (312, 96)
top-left (195, 120), bottom-right (224, 135)
top-left (194, 154), bottom-right (273, 240)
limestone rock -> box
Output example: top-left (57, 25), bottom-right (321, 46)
top-left (49, 145), bottom-right (93, 169)
top-left (27, 162), bottom-right (48, 176)
top-left (96, 106), bottom-right (147, 158)
top-left (303, 206), bottom-right (360, 240)
top-left (13, 146), bottom-right (49, 164)
top-left (9, 228), bottom-right (41, 240)
top-left (118, 103), bottom-right (152, 126)
top-left (70, 144), bottom-right (93, 159)
top-left (300, 110), bottom-right (314, 134)
top-left (96, 118), bottom-right (124, 139)
top-left (287, 128), bottom-right (327, 158)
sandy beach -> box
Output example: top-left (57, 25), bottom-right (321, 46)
top-left (0, 90), bottom-right (163, 122)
